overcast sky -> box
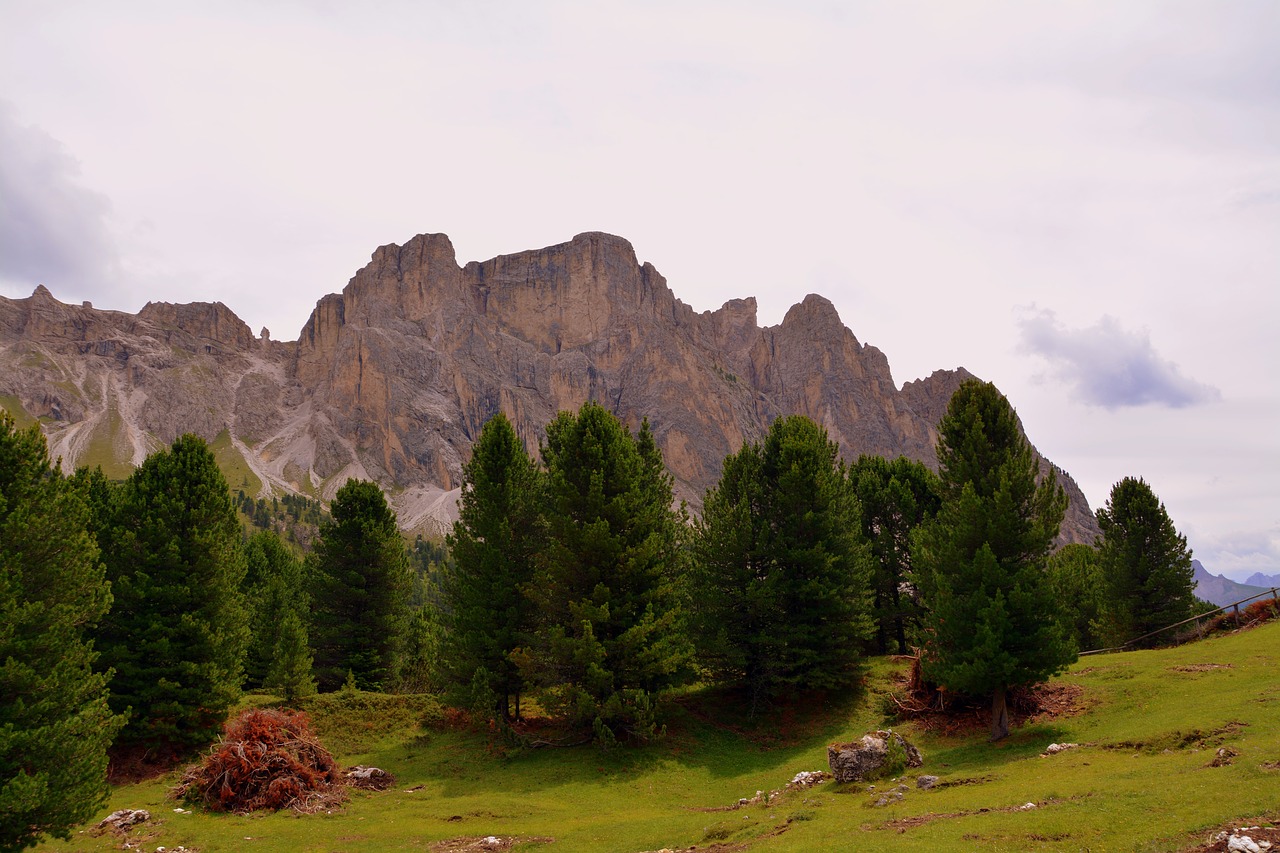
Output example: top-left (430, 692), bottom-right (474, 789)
top-left (2, 0), bottom-right (1277, 581)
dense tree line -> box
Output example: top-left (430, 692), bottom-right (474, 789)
top-left (3, 381), bottom-right (1211, 846)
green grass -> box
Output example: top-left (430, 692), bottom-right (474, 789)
top-left (74, 405), bottom-right (137, 481)
top-left (39, 623), bottom-right (1280, 852)
top-left (210, 429), bottom-right (264, 496)
top-left (0, 395), bottom-right (37, 429)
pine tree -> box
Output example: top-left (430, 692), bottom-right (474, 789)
top-left (848, 455), bottom-right (942, 654)
top-left (912, 380), bottom-right (1073, 741)
top-left (1046, 543), bottom-right (1106, 652)
top-left (93, 434), bottom-right (250, 752)
top-left (243, 530), bottom-right (314, 700)
top-left (530, 402), bottom-right (693, 742)
top-left (692, 416), bottom-right (874, 705)
top-left (0, 414), bottom-right (126, 851)
top-left (1096, 477), bottom-right (1195, 646)
top-left (443, 413), bottom-right (542, 720)
top-left (309, 479), bottom-right (412, 691)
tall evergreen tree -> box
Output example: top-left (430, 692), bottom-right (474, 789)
top-left (243, 530), bottom-right (314, 700)
top-left (848, 455), bottom-right (942, 654)
top-left (443, 413), bottom-right (542, 720)
top-left (0, 414), bottom-right (125, 852)
top-left (93, 434), bottom-right (250, 752)
top-left (912, 380), bottom-right (1073, 741)
top-left (1046, 543), bottom-right (1106, 652)
top-left (309, 479), bottom-right (412, 691)
top-left (692, 416), bottom-right (874, 705)
top-left (530, 402), bottom-right (692, 742)
top-left (1096, 477), bottom-right (1195, 646)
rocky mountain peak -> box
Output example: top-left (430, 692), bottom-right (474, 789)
top-left (0, 231), bottom-right (1102, 544)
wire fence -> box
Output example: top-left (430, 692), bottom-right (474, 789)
top-left (1079, 586), bottom-right (1280, 657)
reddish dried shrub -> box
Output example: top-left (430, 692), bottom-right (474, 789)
top-left (173, 708), bottom-right (345, 813)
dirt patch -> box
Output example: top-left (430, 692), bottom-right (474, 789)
top-left (1102, 721), bottom-right (1247, 754)
top-left (880, 799), bottom-right (1061, 832)
top-left (430, 836), bottom-right (554, 852)
top-left (1181, 818), bottom-right (1280, 852)
top-left (1170, 663), bottom-right (1234, 673)
top-left (107, 743), bottom-right (188, 785)
top-left (892, 682), bottom-right (1087, 737)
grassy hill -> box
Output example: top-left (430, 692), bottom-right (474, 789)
top-left (41, 621), bottom-right (1279, 852)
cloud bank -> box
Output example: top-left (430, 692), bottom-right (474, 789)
top-left (1017, 309), bottom-right (1221, 409)
top-left (0, 103), bottom-right (117, 294)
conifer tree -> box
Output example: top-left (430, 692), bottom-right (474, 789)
top-left (93, 434), bottom-right (250, 752)
top-left (1096, 477), bottom-right (1195, 646)
top-left (309, 479), bottom-right (412, 691)
top-left (848, 455), bottom-right (942, 654)
top-left (912, 380), bottom-right (1073, 741)
top-left (0, 414), bottom-right (125, 851)
top-left (1046, 543), bottom-right (1106, 652)
top-left (243, 530), bottom-right (314, 700)
top-left (692, 416), bottom-right (874, 705)
top-left (443, 413), bottom-right (542, 720)
top-left (530, 402), bottom-right (692, 742)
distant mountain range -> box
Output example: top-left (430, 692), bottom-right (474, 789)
top-left (1192, 560), bottom-right (1275, 609)
top-left (1, 231), bottom-right (1104, 541)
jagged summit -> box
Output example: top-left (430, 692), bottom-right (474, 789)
top-left (0, 231), bottom-right (1100, 543)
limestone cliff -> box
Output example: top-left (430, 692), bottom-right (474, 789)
top-left (0, 233), bottom-right (1101, 544)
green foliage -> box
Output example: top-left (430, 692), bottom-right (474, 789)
top-left (443, 413), bottom-right (542, 720)
top-left (692, 416), bottom-right (875, 704)
top-left (528, 404), bottom-right (693, 742)
top-left (1046, 543), bottom-right (1106, 651)
top-left (309, 479), bottom-right (412, 692)
top-left (913, 380), bottom-right (1074, 739)
top-left (848, 455), bottom-right (941, 654)
top-left (242, 530), bottom-right (311, 689)
top-left (92, 434), bottom-right (250, 752)
top-left (0, 414), bottom-right (125, 851)
top-left (1096, 476), bottom-right (1196, 647)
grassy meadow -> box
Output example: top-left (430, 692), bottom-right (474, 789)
top-left (41, 620), bottom-right (1279, 853)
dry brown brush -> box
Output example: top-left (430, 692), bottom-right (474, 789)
top-left (173, 708), bottom-right (345, 813)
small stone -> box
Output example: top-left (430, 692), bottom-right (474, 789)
top-left (1228, 836), bottom-right (1262, 853)
top-left (1020, 802), bottom-right (1037, 810)
top-left (917, 775), bottom-right (939, 790)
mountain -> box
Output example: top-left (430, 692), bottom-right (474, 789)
top-left (0, 231), bottom-right (1101, 542)
top-left (1245, 572), bottom-right (1280, 588)
top-left (1192, 560), bottom-right (1273, 609)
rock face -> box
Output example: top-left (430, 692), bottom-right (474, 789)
top-left (827, 730), bottom-right (924, 782)
top-left (0, 232), bottom-right (1101, 542)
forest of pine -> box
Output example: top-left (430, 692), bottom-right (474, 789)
top-left (1, 381), bottom-right (1208, 850)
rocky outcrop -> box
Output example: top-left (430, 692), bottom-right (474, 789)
top-left (0, 231), bottom-right (1102, 543)
top-left (828, 730), bottom-right (924, 782)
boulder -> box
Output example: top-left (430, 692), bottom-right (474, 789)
top-left (96, 809), bottom-right (150, 831)
top-left (827, 730), bottom-right (923, 783)
top-left (345, 765), bottom-right (396, 791)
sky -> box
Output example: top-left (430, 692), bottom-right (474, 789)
top-left (1, 0), bottom-right (1277, 582)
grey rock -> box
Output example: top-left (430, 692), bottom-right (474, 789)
top-left (828, 730), bottom-right (923, 783)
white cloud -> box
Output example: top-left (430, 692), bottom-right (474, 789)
top-left (0, 102), bottom-right (118, 295)
top-left (1016, 309), bottom-right (1221, 409)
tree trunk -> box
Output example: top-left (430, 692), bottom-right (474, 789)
top-left (990, 686), bottom-right (1010, 741)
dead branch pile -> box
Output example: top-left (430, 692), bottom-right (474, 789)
top-left (173, 708), bottom-right (346, 813)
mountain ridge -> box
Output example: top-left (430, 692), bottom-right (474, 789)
top-left (0, 231), bottom-right (1100, 543)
